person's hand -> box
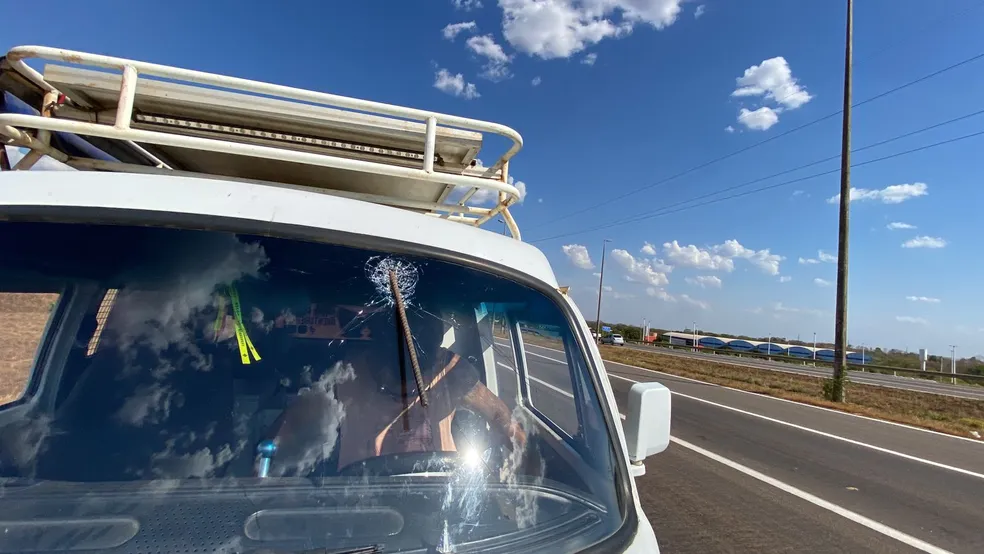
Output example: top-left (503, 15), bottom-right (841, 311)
top-left (506, 420), bottom-right (528, 451)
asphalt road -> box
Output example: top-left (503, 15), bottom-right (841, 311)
top-left (495, 339), bottom-right (984, 554)
top-left (623, 343), bottom-right (984, 400)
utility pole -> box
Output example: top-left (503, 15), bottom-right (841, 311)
top-left (594, 239), bottom-right (612, 342)
top-left (813, 332), bottom-right (817, 367)
top-left (830, 0), bottom-right (853, 402)
top-left (949, 345), bottom-right (957, 384)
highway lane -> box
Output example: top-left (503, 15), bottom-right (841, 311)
top-left (622, 343), bottom-right (984, 400)
top-left (495, 340), bottom-right (984, 554)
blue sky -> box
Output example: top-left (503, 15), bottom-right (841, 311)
top-left (4, 0), bottom-right (983, 357)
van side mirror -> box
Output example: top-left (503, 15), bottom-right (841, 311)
top-left (624, 382), bottom-right (671, 475)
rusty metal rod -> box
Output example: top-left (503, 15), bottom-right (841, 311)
top-left (390, 269), bottom-right (428, 407)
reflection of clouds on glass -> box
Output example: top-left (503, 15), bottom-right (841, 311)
top-left (498, 405), bottom-right (544, 529)
top-left (271, 362), bottom-right (355, 476)
top-left (0, 414), bottom-right (52, 474)
top-left (150, 439), bottom-right (240, 479)
top-left (108, 235), bottom-right (269, 357)
top-left (116, 383), bottom-right (180, 427)
top-left (251, 307), bottom-right (274, 333)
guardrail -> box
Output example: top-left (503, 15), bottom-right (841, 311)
top-left (620, 340), bottom-right (984, 385)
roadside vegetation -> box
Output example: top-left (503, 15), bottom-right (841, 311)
top-left (599, 345), bottom-right (984, 440)
top-left (591, 320), bottom-right (984, 377)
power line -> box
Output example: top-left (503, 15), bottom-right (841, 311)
top-left (532, 110), bottom-right (984, 241)
top-left (531, 128), bottom-right (984, 243)
top-left (528, 49), bottom-right (984, 231)
top-left (563, 107), bottom-right (984, 234)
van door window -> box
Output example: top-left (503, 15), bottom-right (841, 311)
top-left (0, 292), bottom-right (60, 406)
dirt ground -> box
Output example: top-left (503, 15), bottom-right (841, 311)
top-left (0, 293), bottom-right (59, 404)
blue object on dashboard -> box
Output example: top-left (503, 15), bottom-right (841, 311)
top-left (256, 439), bottom-right (277, 478)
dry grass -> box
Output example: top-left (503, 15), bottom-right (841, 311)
top-left (600, 346), bottom-right (984, 440)
top-left (0, 293), bottom-right (59, 404)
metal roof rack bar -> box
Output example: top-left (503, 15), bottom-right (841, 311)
top-left (0, 45), bottom-right (525, 239)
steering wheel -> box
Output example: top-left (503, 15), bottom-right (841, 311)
top-left (336, 451), bottom-right (460, 477)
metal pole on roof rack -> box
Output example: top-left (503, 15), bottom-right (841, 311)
top-left (423, 116), bottom-right (437, 173)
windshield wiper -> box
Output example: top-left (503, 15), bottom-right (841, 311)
top-left (243, 544), bottom-right (383, 554)
top-left (389, 268), bottom-right (428, 407)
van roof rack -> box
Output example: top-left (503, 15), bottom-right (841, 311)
top-left (0, 46), bottom-right (525, 239)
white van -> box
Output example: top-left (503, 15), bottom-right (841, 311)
top-left (0, 46), bottom-right (671, 553)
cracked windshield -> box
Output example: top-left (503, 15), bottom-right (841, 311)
top-left (0, 222), bottom-right (619, 553)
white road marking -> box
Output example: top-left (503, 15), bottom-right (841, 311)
top-left (667, 436), bottom-right (953, 554)
top-left (605, 372), bottom-right (984, 481)
top-left (506, 342), bottom-right (955, 551)
top-left (496, 361), bottom-right (573, 399)
top-left (512, 340), bottom-right (984, 445)
top-left (613, 411), bottom-right (951, 553)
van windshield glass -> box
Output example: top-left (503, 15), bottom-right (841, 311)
top-left (0, 221), bottom-right (623, 553)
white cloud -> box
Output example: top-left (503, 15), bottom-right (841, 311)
top-left (792, 190), bottom-right (805, 196)
top-left (602, 285), bottom-right (613, 292)
top-left (827, 182), bottom-right (928, 204)
top-left (694, 4), bottom-right (705, 18)
top-left (887, 221), bottom-right (916, 230)
top-left (510, 177), bottom-right (528, 201)
top-left (737, 106), bottom-right (779, 131)
top-left (466, 34), bottom-right (513, 81)
top-left (685, 275), bottom-right (722, 288)
top-left (906, 296), bottom-right (940, 303)
top-left (662, 239), bottom-right (781, 275)
top-left (581, 52), bottom-right (598, 65)
top-left (640, 242), bottom-right (657, 256)
top-left (817, 250), bottom-right (836, 263)
top-left (663, 240), bottom-right (734, 272)
top-left (711, 239), bottom-right (783, 275)
top-left (646, 287), bottom-right (676, 302)
top-left (450, 173), bottom-right (526, 206)
top-left (611, 249), bottom-right (670, 286)
top-left (798, 257), bottom-right (819, 265)
top-left (499, 0), bottom-right (684, 59)
top-left (531, 76), bottom-right (542, 86)
top-left (814, 278), bottom-right (832, 287)
top-left (773, 302), bottom-right (825, 317)
top-left (896, 315), bottom-right (928, 325)
top-left (680, 294), bottom-right (709, 310)
top-left (724, 125), bottom-right (735, 133)
top-left (562, 244), bottom-right (595, 269)
top-left (733, 56), bottom-right (812, 110)
top-left (453, 0), bottom-right (483, 10)
top-left (434, 68), bottom-right (480, 99)
top-left (902, 236), bottom-right (947, 249)
top-left (443, 21), bottom-right (478, 40)
top-left (779, 276), bottom-right (792, 283)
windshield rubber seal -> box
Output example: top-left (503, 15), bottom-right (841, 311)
top-left (0, 204), bottom-right (641, 553)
